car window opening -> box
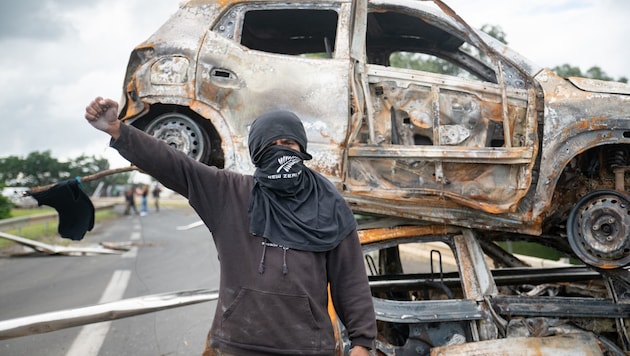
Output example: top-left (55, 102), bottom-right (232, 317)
top-left (241, 9), bottom-right (338, 58)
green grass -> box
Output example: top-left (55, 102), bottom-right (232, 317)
top-left (0, 209), bottom-right (118, 249)
top-left (7, 207), bottom-right (55, 218)
top-left (498, 241), bottom-right (580, 264)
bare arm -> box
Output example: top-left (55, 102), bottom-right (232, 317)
top-left (84, 97), bottom-right (121, 139)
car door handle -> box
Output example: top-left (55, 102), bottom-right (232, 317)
top-left (210, 68), bottom-right (240, 88)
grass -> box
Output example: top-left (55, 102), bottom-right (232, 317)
top-left (0, 197), bottom-right (189, 250)
top-left (0, 208), bottom-right (119, 249)
top-left (7, 207), bottom-right (55, 218)
top-left (498, 241), bottom-right (580, 264)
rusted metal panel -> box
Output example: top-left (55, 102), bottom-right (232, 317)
top-left (453, 230), bottom-right (498, 301)
top-left (430, 334), bottom-right (603, 356)
top-left (532, 69), bottom-right (630, 219)
top-left (357, 225), bottom-right (460, 245)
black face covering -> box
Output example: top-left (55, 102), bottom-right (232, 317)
top-left (248, 111), bottom-right (356, 252)
top-left (254, 145), bottom-right (310, 196)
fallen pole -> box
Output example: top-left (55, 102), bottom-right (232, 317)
top-left (0, 231), bottom-right (126, 256)
top-left (26, 166), bottom-right (139, 195)
top-left (0, 289), bottom-right (218, 340)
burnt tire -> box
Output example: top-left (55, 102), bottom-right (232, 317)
top-left (567, 190), bottom-right (630, 269)
top-left (142, 112), bottom-right (210, 163)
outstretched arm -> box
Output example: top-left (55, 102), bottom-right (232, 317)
top-left (84, 97), bottom-right (121, 139)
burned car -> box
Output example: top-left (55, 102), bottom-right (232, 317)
top-left (348, 225), bottom-right (630, 355)
top-left (119, 0), bottom-right (630, 270)
top-left (114, 0), bottom-right (630, 353)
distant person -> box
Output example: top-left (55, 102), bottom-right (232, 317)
top-left (123, 187), bottom-right (138, 215)
top-left (152, 184), bottom-right (161, 212)
top-left (85, 97), bottom-right (376, 356)
top-left (140, 185), bottom-right (149, 216)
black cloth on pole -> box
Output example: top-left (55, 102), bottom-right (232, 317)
top-left (30, 179), bottom-right (94, 241)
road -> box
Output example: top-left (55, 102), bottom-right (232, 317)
top-left (0, 205), bottom-right (219, 356)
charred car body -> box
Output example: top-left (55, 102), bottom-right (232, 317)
top-left (116, 0), bottom-right (630, 354)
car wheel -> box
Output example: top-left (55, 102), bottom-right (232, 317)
top-left (567, 190), bottom-right (630, 269)
top-left (143, 112), bottom-right (210, 162)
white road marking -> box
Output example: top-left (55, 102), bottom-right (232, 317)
top-left (121, 246), bottom-right (138, 259)
top-left (176, 220), bottom-right (204, 231)
top-left (65, 270), bottom-right (131, 356)
top-left (130, 232), bottom-right (141, 241)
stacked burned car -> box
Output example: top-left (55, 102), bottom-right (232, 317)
top-left (118, 0), bottom-right (630, 353)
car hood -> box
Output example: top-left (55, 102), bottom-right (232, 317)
top-left (567, 76), bottom-right (630, 95)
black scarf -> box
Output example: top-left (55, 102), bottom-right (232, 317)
top-left (248, 111), bottom-right (356, 252)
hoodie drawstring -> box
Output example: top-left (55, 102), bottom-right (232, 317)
top-left (259, 240), bottom-right (289, 275)
top-left (258, 241), bottom-right (267, 274)
top-left (282, 247), bottom-right (289, 275)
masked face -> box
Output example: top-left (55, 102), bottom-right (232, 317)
top-left (253, 145), bottom-right (310, 196)
top-left (248, 110), bottom-right (312, 166)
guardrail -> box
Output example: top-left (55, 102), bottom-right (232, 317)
top-left (0, 203), bottom-right (118, 233)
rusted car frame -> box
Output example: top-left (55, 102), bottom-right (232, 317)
top-left (116, 0), bottom-right (630, 270)
top-left (355, 225), bottom-right (630, 355)
top-left (101, 0), bottom-right (630, 353)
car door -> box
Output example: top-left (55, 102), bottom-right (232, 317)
top-left (346, 2), bottom-right (538, 217)
top-left (195, 2), bottom-right (354, 179)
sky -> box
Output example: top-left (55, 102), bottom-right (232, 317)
top-left (1, 0), bottom-right (628, 172)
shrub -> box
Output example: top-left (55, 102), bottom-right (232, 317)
top-left (0, 195), bottom-right (11, 219)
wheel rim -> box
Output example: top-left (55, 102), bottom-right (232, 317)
top-left (144, 113), bottom-right (208, 162)
top-left (567, 190), bottom-right (630, 269)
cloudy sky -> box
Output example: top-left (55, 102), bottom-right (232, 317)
top-left (1, 0), bottom-right (628, 170)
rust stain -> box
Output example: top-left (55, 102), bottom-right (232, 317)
top-left (358, 225), bottom-right (460, 244)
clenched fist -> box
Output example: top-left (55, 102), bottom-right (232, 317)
top-left (84, 96), bottom-right (121, 139)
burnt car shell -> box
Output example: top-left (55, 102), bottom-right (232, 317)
top-left (114, 1), bottom-right (630, 352)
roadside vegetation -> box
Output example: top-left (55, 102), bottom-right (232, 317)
top-left (0, 207), bottom-right (119, 250)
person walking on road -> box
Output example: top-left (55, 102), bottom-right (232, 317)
top-left (84, 97), bottom-right (376, 356)
top-left (140, 185), bottom-right (149, 216)
top-left (123, 186), bottom-right (138, 215)
top-left (152, 183), bottom-right (161, 212)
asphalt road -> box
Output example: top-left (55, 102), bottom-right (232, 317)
top-left (0, 205), bottom-right (219, 356)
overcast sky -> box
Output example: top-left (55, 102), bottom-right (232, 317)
top-left (1, 0), bottom-right (628, 171)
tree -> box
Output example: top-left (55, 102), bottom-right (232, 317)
top-left (552, 64), bottom-right (628, 83)
top-left (0, 195), bottom-right (11, 219)
top-left (0, 151), bottom-right (69, 187)
top-left (480, 24), bottom-right (507, 44)
top-left (389, 23), bottom-right (627, 85)
top-left (389, 52), bottom-right (462, 76)
top-left (0, 151), bottom-right (123, 195)
top-left (389, 24), bottom-right (509, 78)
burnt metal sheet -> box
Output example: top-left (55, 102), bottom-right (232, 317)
top-left (372, 297), bottom-right (482, 323)
top-left (490, 296), bottom-right (630, 318)
top-left (369, 266), bottom-right (601, 291)
top-left (357, 225), bottom-right (460, 245)
top-left (453, 230), bottom-right (498, 301)
top-left (430, 333), bottom-right (603, 356)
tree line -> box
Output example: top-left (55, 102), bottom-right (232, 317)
top-left (0, 150), bottom-right (132, 192)
top-left (391, 24), bottom-right (628, 84)
top-left (0, 151), bottom-right (133, 218)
